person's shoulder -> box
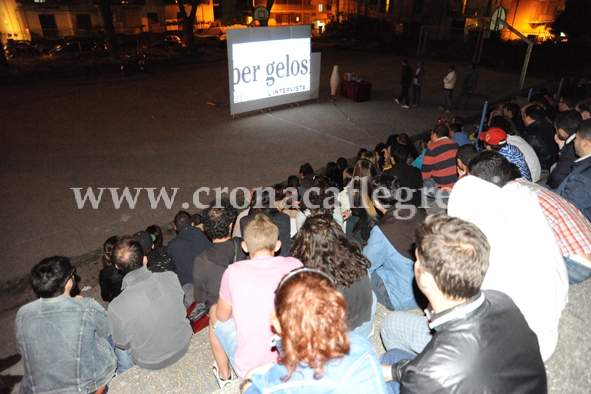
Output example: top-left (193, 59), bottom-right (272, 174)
top-left (275, 256), bottom-right (303, 268)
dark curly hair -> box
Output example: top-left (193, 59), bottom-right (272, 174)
top-left (300, 178), bottom-right (338, 216)
top-left (203, 198), bottom-right (238, 240)
top-left (292, 214), bottom-right (370, 288)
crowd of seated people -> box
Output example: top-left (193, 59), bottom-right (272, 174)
top-left (15, 78), bottom-right (591, 393)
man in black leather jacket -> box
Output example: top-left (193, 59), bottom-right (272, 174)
top-left (521, 103), bottom-right (559, 170)
top-left (380, 215), bottom-right (547, 394)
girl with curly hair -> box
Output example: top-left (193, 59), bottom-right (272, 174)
top-left (292, 214), bottom-right (376, 338)
top-left (240, 268), bottom-right (387, 393)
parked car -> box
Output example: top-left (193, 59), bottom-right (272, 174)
top-left (148, 35), bottom-right (183, 49)
top-left (4, 40), bottom-right (48, 58)
top-left (49, 37), bottom-right (103, 56)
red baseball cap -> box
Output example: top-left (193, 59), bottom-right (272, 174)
top-left (479, 127), bottom-right (507, 145)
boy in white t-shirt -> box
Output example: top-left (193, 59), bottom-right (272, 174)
top-left (209, 213), bottom-right (302, 387)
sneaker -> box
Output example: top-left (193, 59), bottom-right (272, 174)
top-left (394, 99), bottom-right (400, 104)
top-left (212, 361), bottom-right (233, 388)
top-left (402, 105), bottom-right (409, 108)
top-left (438, 107), bottom-right (444, 111)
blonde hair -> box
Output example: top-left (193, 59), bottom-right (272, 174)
top-left (243, 214), bottom-right (279, 254)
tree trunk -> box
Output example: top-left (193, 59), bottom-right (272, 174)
top-left (98, 0), bottom-right (119, 61)
top-left (178, 0), bottom-right (202, 54)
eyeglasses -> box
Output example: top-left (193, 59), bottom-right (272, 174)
top-left (69, 268), bottom-right (76, 281)
top-left (277, 267), bottom-right (333, 293)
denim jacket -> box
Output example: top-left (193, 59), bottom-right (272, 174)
top-left (16, 295), bottom-right (116, 394)
top-left (245, 332), bottom-right (387, 393)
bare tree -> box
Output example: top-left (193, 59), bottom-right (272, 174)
top-left (98, 0), bottom-right (119, 61)
top-left (177, 0), bottom-right (204, 53)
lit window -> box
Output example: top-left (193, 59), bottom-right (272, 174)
top-left (318, 4), bottom-right (323, 12)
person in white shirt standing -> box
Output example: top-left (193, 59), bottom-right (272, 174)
top-left (439, 65), bottom-right (457, 114)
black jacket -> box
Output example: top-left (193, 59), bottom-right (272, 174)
top-left (401, 64), bottom-right (413, 87)
top-left (167, 226), bottom-right (212, 286)
top-left (547, 136), bottom-right (576, 189)
top-left (522, 118), bottom-right (559, 170)
top-left (393, 290), bottom-right (547, 394)
top-left (383, 163), bottom-right (424, 207)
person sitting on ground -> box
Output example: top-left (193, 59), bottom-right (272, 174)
top-left (146, 224), bottom-right (166, 254)
top-left (209, 214), bottom-right (302, 387)
top-left (455, 143), bottom-right (477, 178)
top-left (448, 151), bottom-right (568, 361)
top-left (397, 133), bottom-right (420, 162)
top-left (411, 134), bottom-right (430, 170)
top-left (421, 124), bottom-right (459, 198)
top-left (287, 174), bottom-right (307, 202)
top-left (521, 103), bottom-right (559, 170)
top-left (340, 167), bottom-right (354, 232)
top-left (547, 109), bottom-right (583, 189)
top-left (363, 174), bottom-right (424, 312)
top-left (554, 119), bottom-right (591, 222)
top-left (375, 142), bottom-right (387, 172)
top-left (504, 102), bottom-right (525, 135)
top-left (380, 215), bottom-right (547, 394)
top-left (99, 235), bottom-right (123, 302)
top-left (240, 188), bottom-right (292, 256)
top-left (449, 122), bottom-right (471, 146)
top-left (576, 97), bottom-right (591, 120)
top-left (508, 176), bottom-right (591, 284)
top-left (133, 230), bottom-right (175, 273)
top-left (16, 256), bottom-right (117, 394)
top-left (489, 115), bottom-right (541, 182)
top-left (241, 268), bottom-right (387, 393)
top-left (360, 150), bottom-right (381, 174)
top-left (167, 210), bottom-right (211, 289)
top-left (274, 183), bottom-right (299, 223)
top-left (557, 92), bottom-right (580, 112)
top-left (337, 157), bottom-right (349, 178)
top-left (325, 161), bottom-right (344, 190)
top-left (233, 188), bottom-right (255, 238)
top-left (193, 198), bottom-right (247, 310)
top-left (299, 162), bottom-right (314, 189)
top-left (356, 148), bottom-right (368, 163)
top-left (108, 236), bottom-right (193, 373)
top-left (350, 159), bottom-right (380, 242)
top-left (479, 127), bottom-right (532, 181)
top-left (296, 177), bottom-right (343, 233)
top-left (191, 213), bottom-right (204, 231)
top-left (292, 215), bottom-right (375, 338)
top-left (383, 145), bottom-right (423, 207)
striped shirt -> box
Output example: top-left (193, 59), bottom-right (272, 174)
top-left (513, 178), bottom-right (591, 257)
top-left (499, 144), bottom-right (532, 182)
top-left (422, 137), bottom-right (459, 189)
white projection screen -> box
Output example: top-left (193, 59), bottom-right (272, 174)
top-left (227, 25), bottom-right (321, 115)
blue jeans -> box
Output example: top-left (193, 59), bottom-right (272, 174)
top-left (380, 311), bottom-right (431, 353)
top-left (442, 89), bottom-right (453, 110)
top-left (213, 318), bottom-right (240, 377)
top-left (564, 255), bottom-right (591, 284)
top-left (353, 291), bottom-right (377, 339)
top-left (105, 335), bottom-right (134, 374)
top-left (380, 349), bottom-right (417, 394)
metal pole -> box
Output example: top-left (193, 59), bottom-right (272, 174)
top-left (477, 101), bottom-right (489, 148)
top-left (417, 25), bottom-right (423, 59)
top-left (556, 78), bottom-right (565, 103)
top-left (519, 42), bottom-right (532, 89)
top-left (527, 88), bottom-right (533, 102)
